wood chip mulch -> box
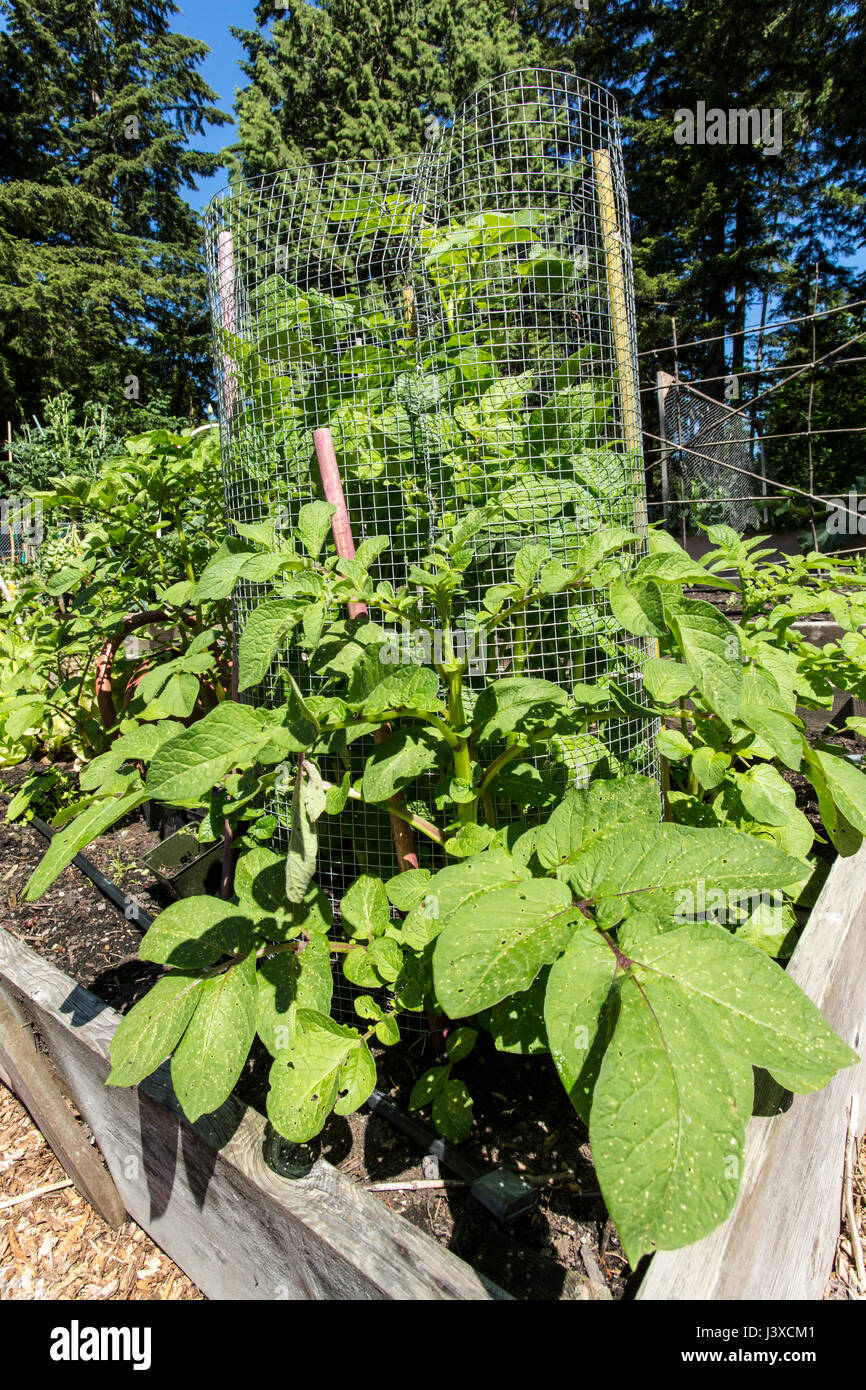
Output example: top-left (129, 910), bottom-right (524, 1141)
top-left (0, 1082), bottom-right (203, 1300)
top-left (825, 1130), bottom-right (866, 1300)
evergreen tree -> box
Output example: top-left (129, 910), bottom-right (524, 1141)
top-left (0, 0), bottom-right (230, 425)
top-left (229, 0), bottom-right (540, 179)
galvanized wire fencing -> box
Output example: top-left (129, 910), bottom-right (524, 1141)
top-left (204, 70), bottom-right (656, 927)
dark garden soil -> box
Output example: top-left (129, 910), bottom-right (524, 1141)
top-left (1, 710), bottom-right (864, 1301)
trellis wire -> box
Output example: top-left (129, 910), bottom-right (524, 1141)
top-left (644, 299), bottom-right (866, 532)
top-left (204, 71), bottom-right (657, 1014)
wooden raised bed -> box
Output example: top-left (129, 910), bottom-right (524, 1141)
top-left (0, 934), bottom-right (506, 1301)
top-left (2, 840), bottom-right (865, 1302)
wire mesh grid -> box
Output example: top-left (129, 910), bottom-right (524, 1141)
top-left (661, 379), bottom-right (760, 532)
top-left (204, 69), bottom-right (657, 1017)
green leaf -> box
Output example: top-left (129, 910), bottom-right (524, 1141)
top-left (664, 596), bottom-right (742, 724)
top-left (624, 921), bottom-right (858, 1094)
top-left (343, 946), bottom-right (383, 987)
top-left (139, 896), bottom-right (255, 968)
top-left (24, 786), bottom-right (148, 901)
top-left (472, 677), bottom-right (568, 742)
top-left (544, 928), bottom-right (618, 1123)
top-left (334, 1040), bottom-right (377, 1115)
top-left (361, 664), bottom-right (442, 717)
top-left (433, 878), bottom-right (578, 1015)
top-left (267, 1010), bottom-right (363, 1141)
top-left (446, 1026), bottom-right (478, 1063)
top-left (692, 746), bottom-right (730, 790)
top-left (809, 750), bottom-right (866, 835)
top-left (590, 972), bottom-right (748, 1264)
top-left (286, 762), bottom-right (321, 905)
top-left (609, 576), bottom-right (666, 638)
top-left (563, 823), bottom-right (804, 929)
top-left (738, 764), bottom-right (795, 824)
top-left (369, 936), bottom-right (403, 982)
top-left (297, 501), bottom-right (336, 558)
top-left (513, 543), bottom-right (549, 590)
top-left (384, 867), bottom-right (431, 911)
top-left (145, 703), bottom-right (272, 805)
top-left (485, 972), bottom-right (549, 1055)
top-left (643, 658), bottom-right (696, 705)
top-left (656, 727), bottom-right (692, 761)
top-left (535, 776), bottom-right (660, 872)
top-left (432, 1079), bottom-right (474, 1143)
top-left (256, 938), bottom-right (333, 1056)
top-left (409, 1065), bottom-right (450, 1110)
top-left (361, 727), bottom-right (442, 802)
top-left (107, 971), bottom-right (205, 1086)
top-left (341, 875), bottom-right (390, 939)
top-left (738, 704), bottom-right (804, 770)
top-left (238, 600), bottom-right (302, 692)
top-left (170, 951), bottom-right (258, 1122)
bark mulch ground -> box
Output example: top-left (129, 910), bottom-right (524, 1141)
top-left (0, 1083), bottom-right (201, 1300)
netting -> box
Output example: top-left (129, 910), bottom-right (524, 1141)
top-left (662, 378), bottom-right (760, 532)
top-left (203, 69), bottom-right (657, 935)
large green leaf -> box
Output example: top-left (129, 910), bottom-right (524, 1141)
top-left (145, 703), bottom-right (272, 804)
top-left (360, 727), bottom-right (442, 802)
top-left (107, 971), bottom-right (205, 1087)
top-left (267, 1010), bottom-right (364, 1141)
top-left (472, 677), bottom-right (568, 742)
top-left (737, 704), bottom-right (805, 770)
top-left (625, 920), bottom-right (859, 1093)
top-left (170, 951), bottom-right (258, 1122)
top-left (238, 600), bottom-right (302, 692)
top-left (535, 775), bottom-right (660, 872)
top-left (360, 665), bottom-right (442, 717)
top-left (341, 874), bottom-right (390, 939)
top-left (256, 938), bottom-right (333, 1056)
top-left (544, 927), bottom-right (618, 1123)
top-left (563, 822), bottom-right (804, 928)
top-left (664, 596), bottom-right (742, 724)
top-left (139, 896), bottom-right (256, 968)
top-left (590, 973), bottom-right (749, 1265)
top-left (433, 878), bottom-right (578, 1015)
top-left (24, 784), bottom-right (149, 901)
top-left (809, 749), bottom-right (866, 835)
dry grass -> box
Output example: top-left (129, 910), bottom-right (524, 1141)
top-left (825, 1129), bottom-right (866, 1300)
top-left (0, 1082), bottom-right (202, 1300)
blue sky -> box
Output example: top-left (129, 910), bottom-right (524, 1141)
top-left (171, 0), bottom-right (258, 211)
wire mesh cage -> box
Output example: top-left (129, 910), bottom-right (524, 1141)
top-left (203, 69), bottom-right (657, 944)
top-left (660, 376), bottom-right (760, 532)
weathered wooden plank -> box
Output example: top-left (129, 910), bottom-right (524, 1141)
top-left (0, 930), bottom-right (506, 1301)
top-left (0, 984), bottom-right (126, 1226)
top-left (638, 842), bottom-right (866, 1301)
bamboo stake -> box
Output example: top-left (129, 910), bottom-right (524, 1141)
top-left (592, 147), bottom-right (647, 533)
top-left (218, 228), bottom-right (239, 897)
top-left (312, 426), bottom-right (420, 873)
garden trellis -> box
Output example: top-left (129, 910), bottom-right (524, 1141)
top-left (203, 68), bottom-right (657, 905)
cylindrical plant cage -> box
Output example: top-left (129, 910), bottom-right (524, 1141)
top-left (204, 68), bottom-right (657, 912)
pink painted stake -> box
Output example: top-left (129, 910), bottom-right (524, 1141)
top-left (217, 230), bottom-right (238, 420)
top-left (312, 426), bottom-right (419, 872)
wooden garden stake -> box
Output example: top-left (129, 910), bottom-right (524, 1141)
top-left (218, 228), bottom-right (240, 897)
top-left (313, 426), bottom-right (420, 873)
top-left (592, 147), bottom-right (647, 532)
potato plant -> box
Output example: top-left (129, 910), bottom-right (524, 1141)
top-left (22, 510), bottom-right (861, 1265)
